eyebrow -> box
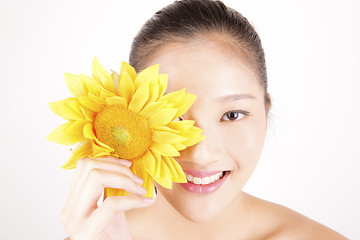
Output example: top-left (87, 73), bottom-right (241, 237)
top-left (217, 93), bottom-right (257, 102)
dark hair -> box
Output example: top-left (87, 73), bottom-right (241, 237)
top-left (129, 0), bottom-right (271, 109)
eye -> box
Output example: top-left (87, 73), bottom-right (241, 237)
top-left (220, 110), bottom-right (249, 122)
top-left (174, 116), bottom-right (184, 121)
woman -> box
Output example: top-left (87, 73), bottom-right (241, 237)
top-left (60, 0), bottom-right (347, 239)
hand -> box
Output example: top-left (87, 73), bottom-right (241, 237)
top-left (60, 156), bottom-right (155, 240)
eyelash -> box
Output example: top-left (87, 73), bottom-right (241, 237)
top-left (220, 110), bottom-right (250, 122)
top-left (174, 110), bottom-right (249, 122)
top-left (174, 116), bottom-right (184, 121)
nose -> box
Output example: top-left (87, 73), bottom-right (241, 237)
top-left (179, 121), bottom-right (226, 168)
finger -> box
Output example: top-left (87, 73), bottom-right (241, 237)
top-left (61, 156), bottom-right (137, 234)
top-left (94, 156), bottom-right (133, 167)
top-left (87, 195), bottom-right (155, 234)
top-left (70, 157), bottom-right (143, 203)
top-left (73, 169), bottom-right (147, 218)
top-left (70, 156), bottom-right (133, 195)
top-left (63, 156), bottom-right (142, 222)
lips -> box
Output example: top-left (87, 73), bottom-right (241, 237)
top-left (185, 171), bottom-right (225, 185)
top-left (180, 169), bottom-right (230, 194)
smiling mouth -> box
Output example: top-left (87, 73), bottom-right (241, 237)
top-left (184, 171), bottom-right (229, 185)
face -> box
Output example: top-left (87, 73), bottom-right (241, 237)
top-left (144, 38), bottom-right (268, 223)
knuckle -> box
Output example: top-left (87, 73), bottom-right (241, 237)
top-left (75, 157), bottom-right (89, 169)
top-left (103, 196), bottom-right (118, 211)
top-left (60, 209), bottom-right (68, 225)
top-left (104, 195), bottom-right (115, 205)
top-left (60, 211), bottom-right (76, 234)
top-left (122, 175), bottom-right (134, 186)
top-left (88, 168), bottom-right (102, 184)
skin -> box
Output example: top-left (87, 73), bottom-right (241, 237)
top-left (142, 39), bottom-right (268, 224)
top-left (61, 37), bottom-right (348, 239)
top-left (126, 38), bottom-right (348, 239)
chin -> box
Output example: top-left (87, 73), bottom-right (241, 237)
top-left (180, 206), bottom-right (221, 223)
top-left (157, 179), bottom-right (239, 223)
top-left (167, 191), bottom-right (226, 223)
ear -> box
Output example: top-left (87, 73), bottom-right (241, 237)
top-left (265, 93), bottom-right (272, 115)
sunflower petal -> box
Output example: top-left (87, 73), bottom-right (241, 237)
top-left (132, 158), bottom-right (155, 198)
top-left (144, 173), bottom-right (155, 198)
top-left (145, 85), bottom-right (159, 106)
top-left (148, 108), bottom-right (178, 128)
top-left (153, 161), bottom-right (172, 189)
top-left (152, 151), bottom-right (162, 178)
top-left (110, 70), bottom-right (120, 91)
top-left (61, 140), bottom-right (92, 169)
top-left (66, 98), bottom-right (83, 116)
top-left (88, 93), bottom-right (107, 105)
top-left (79, 96), bottom-right (103, 112)
top-left (158, 74), bottom-right (168, 98)
top-left (186, 133), bottom-right (206, 147)
top-left (175, 93), bottom-right (197, 119)
top-left (79, 73), bottom-right (104, 96)
top-left (160, 88), bottom-right (185, 103)
top-left (183, 127), bottom-right (206, 146)
top-left (152, 125), bottom-right (180, 134)
top-left (173, 144), bottom-right (187, 151)
top-left (165, 156), bottom-right (187, 183)
top-left (93, 136), bottom-right (113, 149)
top-left (140, 100), bottom-right (168, 119)
top-left (46, 122), bottom-right (85, 145)
top-left (91, 57), bottom-right (116, 92)
top-left (166, 103), bottom-right (175, 108)
top-left (92, 141), bottom-right (112, 157)
top-left (119, 71), bottom-right (135, 105)
top-left (160, 89), bottom-right (197, 119)
top-left (134, 64), bottom-right (159, 87)
top-left (161, 156), bottom-right (179, 182)
top-left (105, 187), bottom-right (130, 197)
top-left (128, 83), bottom-right (149, 113)
top-left (120, 62), bottom-right (137, 82)
top-left (64, 73), bottom-right (86, 97)
top-left (83, 123), bottom-right (96, 139)
top-left (106, 96), bottom-right (127, 107)
top-left (49, 98), bottom-right (83, 121)
top-left (167, 120), bottom-right (195, 131)
top-left (100, 90), bottom-right (116, 99)
top-left (79, 105), bottom-right (95, 121)
top-left (65, 120), bottom-right (87, 135)
top-left (150, 142), bottom-right (180, 156)
top-left (151, 130), bottom-right (188, 144)
top-left (141, 150), bottom-right (156, 176)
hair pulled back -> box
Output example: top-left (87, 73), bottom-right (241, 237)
top-left (129, 0), bottom-right (271, 107)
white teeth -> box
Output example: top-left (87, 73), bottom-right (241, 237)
top-left (193, 177), bottom-right (201, 184)
top-left (186, 174), bottom-right (193, 182)
top-left (201, 177), bottom-right (210, 185)
top-left (185, 172), bottom-right (225, 185)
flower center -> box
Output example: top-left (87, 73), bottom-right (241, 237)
top-left (93, 105), bottom-right (151, 160)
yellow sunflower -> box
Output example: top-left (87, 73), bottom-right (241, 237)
top-left (47, 57), bottom-right (204, 198)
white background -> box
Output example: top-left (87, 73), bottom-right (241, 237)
top-left (0, 0), bottom-right (359, 239)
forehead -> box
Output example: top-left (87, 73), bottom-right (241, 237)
top-left (146, 40), bottom-right (263, 98)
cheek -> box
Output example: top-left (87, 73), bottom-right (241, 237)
top-left (221, 118), bottom-right (266, 170)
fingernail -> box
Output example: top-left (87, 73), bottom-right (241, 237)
top-left (133, 175), bottom-right (144, 185)
top-left (137, 185), bottom-right (147, 194)
top-left (120, 159), bottom-right (132, 167)
top-left (143, 197), bottom-right (155, 203)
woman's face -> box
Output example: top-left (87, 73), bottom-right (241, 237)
top-left (145, 38), bottom-right (269, 222)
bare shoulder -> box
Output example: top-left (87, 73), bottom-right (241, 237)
top-left (243, 193), bottom-right (348, 240)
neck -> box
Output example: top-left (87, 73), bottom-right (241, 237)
top-left (148, 190), bottom-right (254, 239)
